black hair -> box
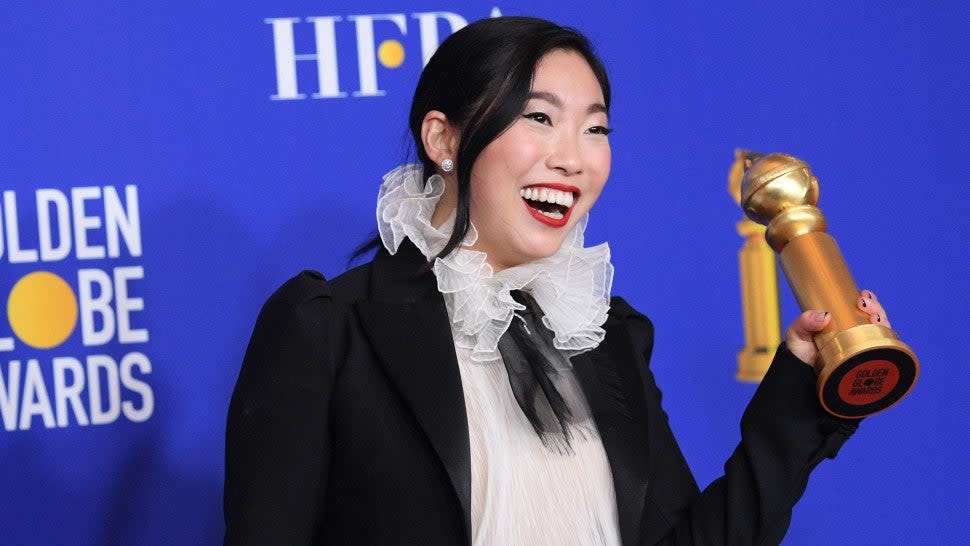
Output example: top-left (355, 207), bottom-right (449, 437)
top-left (353, 16), bottom-right (610, 263)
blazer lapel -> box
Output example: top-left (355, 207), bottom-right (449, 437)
top-left (573, 317), bottom-right (652, 546)
top-left (354, 244), bottom-right (472, 542)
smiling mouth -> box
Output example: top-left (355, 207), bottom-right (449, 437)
top-left (519, 184), bottom-right (578, 226)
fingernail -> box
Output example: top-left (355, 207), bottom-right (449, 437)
top-left (861, 298), bottom-right (868, 308)
top-left (814, 311), bottom-right (828, 321)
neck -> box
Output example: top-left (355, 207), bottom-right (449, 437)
top-left (430, 176), bottom-right (457, 229)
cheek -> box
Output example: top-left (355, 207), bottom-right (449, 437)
top-left (596, 144), bottom-right (612, 179)
top-left (468, 152), bottom-right (507, 206)
top-left (467, 180), bottom-right (517, 238)
top-left (584, 147), bottom-right (612, 208)
top-left (480, 127), bottom-right (544, 175)
top-left (468, 147), bottom-right (532, 213)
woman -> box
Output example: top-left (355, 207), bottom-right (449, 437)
top-left (224, 16), bottom-right (889, 545)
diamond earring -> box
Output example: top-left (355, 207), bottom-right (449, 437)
top-left (440, 158), bottom-right (454, 173)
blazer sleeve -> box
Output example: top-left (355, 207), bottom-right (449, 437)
top-left (224, 270), bottom-right (336, 545)
top-left (613, 299), bottom-right (860, 546)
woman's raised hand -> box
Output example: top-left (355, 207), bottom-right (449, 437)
top-left (785, 290), bottom-right (891, 365)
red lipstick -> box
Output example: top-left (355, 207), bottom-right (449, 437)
top-left (520, 183), bottom-right (579, 228)
top-left (526, 183), bottom-right (581, 195)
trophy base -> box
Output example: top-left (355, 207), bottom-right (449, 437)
top-left (816, 324), bottom-right (919, 418)
top-left (736, 347), bottom-right (775, 382)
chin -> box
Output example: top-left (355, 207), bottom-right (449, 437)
top-left (476, 222), bottom-right (574, 270)
top-left (509, 235), bottom-right (568, 265)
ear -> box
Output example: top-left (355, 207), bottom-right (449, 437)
top-left (420, 110), bottom-right (460, 171)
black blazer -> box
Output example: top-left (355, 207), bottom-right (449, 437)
top-left (224, 242), bottom-right (858, 545)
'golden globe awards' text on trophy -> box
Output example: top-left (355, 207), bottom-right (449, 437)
top-left (739, 153), bottom-right (918, 418)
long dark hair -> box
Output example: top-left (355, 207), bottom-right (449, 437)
top-left (354, 16), bottom-right (610, 263)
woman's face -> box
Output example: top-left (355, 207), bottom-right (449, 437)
top-left (468, 49), bottom-right (611, 271)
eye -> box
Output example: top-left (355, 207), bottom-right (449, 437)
top-left (586, 125), bottom-right (613, 136)
top-left (522, 112), bottom-right (552, 125)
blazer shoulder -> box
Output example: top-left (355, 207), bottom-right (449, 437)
top-left (264, 269), bottom-right (332, 311)
top-left (265, 259), bottom-right (373, 310)
top-left (607, 295), bottom-right (655, 361)
top-left (327, 261), bottom-right (372, 303)
top-left (608, 295), bottom-right (654, 331)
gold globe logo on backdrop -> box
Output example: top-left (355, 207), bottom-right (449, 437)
top-left (377, 38), bottom-right (406, 69)
top-left (7, 272), bottom-right (79, 349)
top-left (0, 186), bottom-right (155, 432)
top-left (266, 7), bottom-right (503, 100)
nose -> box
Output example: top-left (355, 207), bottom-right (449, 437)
top-left (546, 132), bottom-right (583, 176)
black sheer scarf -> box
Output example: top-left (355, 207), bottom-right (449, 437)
top-left (497, 290), bottom-right (596, 454)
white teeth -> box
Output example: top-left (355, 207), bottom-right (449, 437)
top-left (519, 187), bottom-right (575, 208)
top-left (539, 209), bottom-right (564, 220)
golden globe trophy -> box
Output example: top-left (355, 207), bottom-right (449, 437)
top-left (728, 150), bottom-right (782, 382)
top-left (739, 152), bottom-right (919, 418)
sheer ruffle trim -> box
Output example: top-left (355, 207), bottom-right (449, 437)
top-left (376, 164), bottom-right (614, 362)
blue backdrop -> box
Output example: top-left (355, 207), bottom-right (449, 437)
top-left (1, 2), bottom-right (967, 544)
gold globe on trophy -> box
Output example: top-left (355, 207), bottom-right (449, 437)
top-left (739, 153), bottom-right (918, 418)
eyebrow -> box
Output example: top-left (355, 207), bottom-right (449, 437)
top-left (528, 91), bottom-right (608, 116)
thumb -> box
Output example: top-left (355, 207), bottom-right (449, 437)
top-left (789, 310), bottom-right (831, 342)
top-left (785, 310), bottom-right (832, 365)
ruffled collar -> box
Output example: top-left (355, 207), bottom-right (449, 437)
top-left (376, 164), bottom-right (614, 362)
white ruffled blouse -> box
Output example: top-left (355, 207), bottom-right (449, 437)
top-left (377, 165), bottom-right (622, 546)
